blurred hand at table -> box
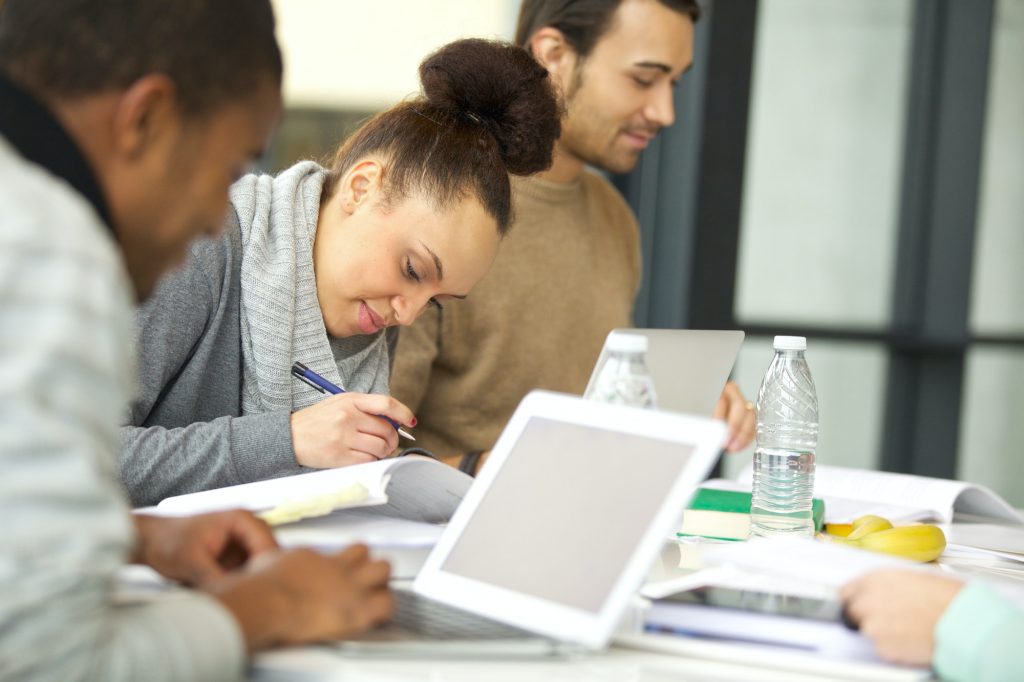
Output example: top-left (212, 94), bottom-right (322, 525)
top-left (132, 510), bottom-right (278, 586)
top-left (840, 569), bottom-right (965, 666)
top-left (713, 381), bottom-right (756, 452)
top-left (211, 544), bottom-right (393, 652)
top-left (290, 392), bottom-right (415, 467)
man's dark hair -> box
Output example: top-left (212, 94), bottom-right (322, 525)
top-left (0, 0), bottom-right (282, 115)
top-left (515, 0), bottom-right (700, 59)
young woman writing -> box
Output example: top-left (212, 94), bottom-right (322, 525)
top-left (119, 39), bottom-right (561, 506)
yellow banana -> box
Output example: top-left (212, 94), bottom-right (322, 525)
top-left (847, 514), bottom-right (894, 539)
top-left (836, 524), bottom-right (946, 562)
top-left (824, 523), bottom-right (853, 538)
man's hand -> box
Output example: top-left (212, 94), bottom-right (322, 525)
top-left (132, 511), bottom-right (278, 586)
top-left (212, 544), bottom-right (394, 652)
top-left (713, 381), bottom-right (756, 452)
top-left (291, 393), bottom-right (415, 468)
top-left (840, 570), bottom-right (964, 666)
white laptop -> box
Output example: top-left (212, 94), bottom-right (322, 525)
top-left (336, 389), bottom-right (726, 657)
top-left (584, 329), bottom-right (745, 416)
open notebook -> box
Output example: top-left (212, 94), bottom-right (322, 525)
top-left (723, 463), bottom-right (1024, 525)
top-left (154, 455), bottom-right (472, 524)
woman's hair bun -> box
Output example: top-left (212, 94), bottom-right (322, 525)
top-left (419, 38), bottom-right (560, 176)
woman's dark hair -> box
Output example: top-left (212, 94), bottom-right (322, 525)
top-left (0, 0), bottom-right (281, 116)
top-left (515, 0), bottom-right (700, 60)
top-left (325, 39), bottom-right (561, 235)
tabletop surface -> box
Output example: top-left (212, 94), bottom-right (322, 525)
top-left (253, 644), bottom-right (927, 682)
top-left (247, 540), bottom-right (946, 682)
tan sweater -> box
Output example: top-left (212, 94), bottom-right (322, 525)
top-left (390, 171), bottom-right (640, 456)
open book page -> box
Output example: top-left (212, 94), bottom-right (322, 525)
top-left (348, 456), bottom-right (471, 523)
top-left (702, 476), bottom-right (945, 524)
top-left (704, 537), bottom-right (928, 590)
top-left (946, 523), bottom-right (1024, 558)
top-left (736, 464), bottom-right (1024, 525)
top-left (274, 510), bottom-right (445, 550)
top-left (155, 455), bottom-right (472, 524)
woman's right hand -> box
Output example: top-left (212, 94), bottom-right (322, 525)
top-left (211, 544), bottom-right (393, 652)
top-left (290, 393), bottom-right (415, 468)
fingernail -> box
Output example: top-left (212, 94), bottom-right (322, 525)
top-left (410, 417), bottom-right (418, 427)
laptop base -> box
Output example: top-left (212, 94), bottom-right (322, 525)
top-left (332, 590), bottom-right (588, 659)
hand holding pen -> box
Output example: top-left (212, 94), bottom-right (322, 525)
top-left (288, 362), bottom-right (416, 468)
top-left (291, 362), bottom-right (415, 440)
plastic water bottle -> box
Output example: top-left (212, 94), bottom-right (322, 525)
top-left (584, 332), bottom-right (658, 408)
top-left (750, 335), bottom-right (819, 538)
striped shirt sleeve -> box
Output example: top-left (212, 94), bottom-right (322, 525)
top-left (0, 143), bottom-right (245, 681)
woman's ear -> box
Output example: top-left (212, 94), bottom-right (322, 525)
top-left (338, 159), bottom-right (383, 214)
top-left (529, 27), bottom-right (577, 88)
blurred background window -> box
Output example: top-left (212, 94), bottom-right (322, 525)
top-left (266, 0), bottom-right (518, 167)
top-left (617, 0), bottom-right (1021, 503)
top-left (722, 0), bottom-right (913, 479)
top-left (736, 0), bottom-right (912, 330)
top-left (960, 0), bottom-right (1024, 505)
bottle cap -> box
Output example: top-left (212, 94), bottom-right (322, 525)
top-left (773, 335), bottom-right (806, 351)
top-left (606, 331), bottom-right (648, 354)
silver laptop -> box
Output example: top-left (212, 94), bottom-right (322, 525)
top-left (584, 329), bottom-right (745, 416)
top-left (335, 390), bottom-right (726, 658)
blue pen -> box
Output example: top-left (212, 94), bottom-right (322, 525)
top-left (291, 361), bottom-right (415, 441)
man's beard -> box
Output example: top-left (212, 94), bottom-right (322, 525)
top-left (562, 68), bottom-right (658, 175)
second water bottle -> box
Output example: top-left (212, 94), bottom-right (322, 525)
top-left (584, 331), bottom-right (658, 409)
top-left (750, 335), bottom-right (818, 538)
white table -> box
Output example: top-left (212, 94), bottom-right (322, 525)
top-left (247, 541), bottom-right (940, 682)
top-left (119, 525), bottom-right (1024, 681)
top-left (253, 644), bottom-right (923, 682)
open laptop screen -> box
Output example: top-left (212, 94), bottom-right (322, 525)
top-left (439, 416), bottom-right (694, 613)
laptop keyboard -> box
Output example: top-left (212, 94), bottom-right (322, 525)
top-left (390, 590), bottom-right (536, 640)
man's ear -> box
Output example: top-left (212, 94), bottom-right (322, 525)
top-left (338, 159), bottom-right (383, 215)
top-left (109, 74), bottom-right (180, 160)
top-left (529, 27), bottom-right (578, 88)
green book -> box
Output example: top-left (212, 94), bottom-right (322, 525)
top-left (677, 488), bottom-right (825, 541)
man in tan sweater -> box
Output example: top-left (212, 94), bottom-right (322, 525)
top-left (391, 0), bottom-right (755, 473)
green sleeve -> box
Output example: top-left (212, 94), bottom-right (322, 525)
top-left (934, 581), bottom-right (1024, 682)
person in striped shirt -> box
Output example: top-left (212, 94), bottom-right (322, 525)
top-left (0, 1), bottom-right (391, 679)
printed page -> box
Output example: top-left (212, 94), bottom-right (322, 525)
top-left (154, 458), bottom-right (402, 515)
top-left (274, 511), bottom-right (445, 549)
top-left (155, 456), bottom-right (473, 523)
top-left (704, 537), bottom-right (926, 589)
top-left (953, 486), bottom-right (1024, 523)
top-left (815, 496), bottom-right (937, 525)
top-left (365, 456), bottom-right (473, 523)
top-left (702, 476), bottom-right (933, 523)
top-left (737, 464), bottom-right (1023, 524)
top-left (946, 523), bottom-right (1024, 556)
